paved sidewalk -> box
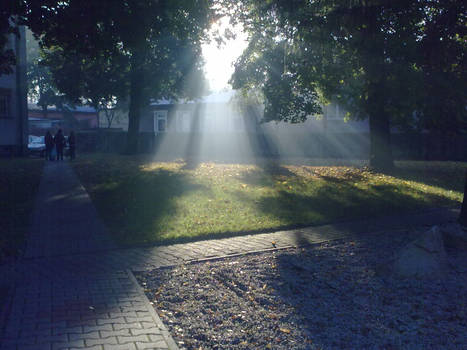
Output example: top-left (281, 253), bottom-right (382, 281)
top-left (0, 160), bottom-right (461, 350)
top-left (1, 162), bottom-right (177, 350)
top-left (2, 206), bottom-right (459, 287)
top-left (25, 161), bottom-right (116, 259)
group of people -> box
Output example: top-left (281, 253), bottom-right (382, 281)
top-left (44, 129), bottom-right (76, 161)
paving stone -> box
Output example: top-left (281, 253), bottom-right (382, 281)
top-left (16, 344), bottom-right (52, 350)
top-left (51, 339), bottom-right (85, 350)
top-left (112, 322), bottom-right (144, 331)
top-left (1, 337), bottom-right (37, 347)
top-left (35, 334), bottom-right (69, 344)
top-left (117, 335), bottom-right (150, 344)
top-left (82, 324), bottom-right (113, 333)
top-left (104, 344), bottom-right (137, 350)
top-left (130, 327), bottom-right (163, 336)
top-left (85, 336), bottom-right (118, 347)
top-left (96, 317), bottom-right (126, 325)
top-left (136, 341), bottom-right (168, 350)
top-left (109, 311), bottom-right (139, 319)
top-left (52, 326), bottom-right (83, 335)
top-left (141, 322), bottom-right (158, 329)
top-left (124, 316), bottom-right (154, 324)
top-left (148, 334), bottom-right (167, 342)
top-left (99, 328), bottom-right (132, 338)
top-left (69, 331), bottom-right (100, 341)
top-left (68, 319), bottom-right (98, 328)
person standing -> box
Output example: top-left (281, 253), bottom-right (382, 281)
top-left (45, 130), bottom-right (54, 161)
top-left (54, 129), bottom-right (65, 161)
top-left (68, 131), bottom-right (76, 160)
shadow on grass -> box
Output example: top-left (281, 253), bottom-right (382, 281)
top-left (76, 155), bottom-right (464, 248)
top-left (88, 166), bottom-right (207, 246)
top-left (233, 169), bottom-right (458, 237)
top-left (386, 161), bottom-right (467, 193)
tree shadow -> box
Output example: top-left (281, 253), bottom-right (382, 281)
top-left (383, 161), bottom-right (467, 193)
top-left (182, 105), bottom-right (203, 170)
top-left (232, 171), bottom-right (458, 237)
top-left (87, 164), bottom-right (207, 246)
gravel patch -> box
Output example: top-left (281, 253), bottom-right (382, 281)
top-left (136, 228), bottom-right (467, 349)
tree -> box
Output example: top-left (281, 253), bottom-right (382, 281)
top-left (27, 61), bottom-right (62, 117)
top-left (38, 43), bottom-right (130, 127)
top-left (227, 0), bottom-right (465, 171)
top-left (0, 1), bottom-right (26, 76)
top-left (100, 99), bottom-right (128, 129)
top-left (27, 0), bottom-right (213, 153)
top-left (415, 1), bottom-right (467, 135)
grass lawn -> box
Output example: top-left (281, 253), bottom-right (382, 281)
top-left (73, 154), bottom-right (466, 246)
top-left (0, 157), bottom-right (44, 262)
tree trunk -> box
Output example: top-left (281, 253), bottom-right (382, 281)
top-left (41, 105), bottom-right (48, 118)
top-left (368, 111), bottom-right (394, 171)
top-left (459, 170), bottom-right (467, 226)
top-left (125, 51), bottom-right (144, 154)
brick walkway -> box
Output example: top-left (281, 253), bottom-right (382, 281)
top-left (0, 161), bottom-right (460, 350)
top-left (0, 162), bottom-right (177, 350)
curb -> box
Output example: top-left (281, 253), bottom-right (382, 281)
top-left (127, 270), bottom-right (180, 350)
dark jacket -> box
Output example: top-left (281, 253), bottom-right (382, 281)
top-left (54, 133), bottom-right (65, 149)
top-left (45, 133), bottom-right (54, 148)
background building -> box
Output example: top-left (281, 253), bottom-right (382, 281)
top-left (0, 26), bottom-right (28, 155)
top-left (28, 104), bottom-right (98, 135)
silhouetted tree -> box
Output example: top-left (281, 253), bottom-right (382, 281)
top-left (27, 0), bottom-right (212, 153)
top-left (227, 0), bottom-right (466, 171)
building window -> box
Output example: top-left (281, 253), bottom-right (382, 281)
top-left (154, 110), bottom-right (167, 133)
top-left (0, 89), bottom-right (11, 119)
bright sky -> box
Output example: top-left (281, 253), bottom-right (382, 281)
top-left (202, 17), bottom-right (248, 92)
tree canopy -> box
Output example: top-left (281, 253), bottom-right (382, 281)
top-left (0, 1), bottom-right (27, 76)
top-left (27, 0), bottom-right (213, 152)
top-left (227, 0), bottom-right (466, 170)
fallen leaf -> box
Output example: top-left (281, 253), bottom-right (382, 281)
top-left (280, 328), bottom-right (291, 334)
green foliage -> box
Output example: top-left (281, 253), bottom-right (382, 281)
top-left (230, 1), bottom-right (421, 120)
top-left (231, 34), bottom-right (321, 123)
top-left (41, 44), bottom-right (129, 109)
top-left (226, 0), bottom-right (466, 169)
top-left (0, 1), bottom-right (27, 76)
top-left (26, 0), bottom-right (213, 100)
top-left (27, 0), bottom-right (214, 152)
top-left (415, 1), bottom-right (467, 133)
top-left (27, 50), bottom-right (64, 113)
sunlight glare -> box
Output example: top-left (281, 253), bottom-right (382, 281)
top-left (202, 17), bottom-right (248, 92)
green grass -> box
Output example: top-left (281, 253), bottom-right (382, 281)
top-left (73, 154), bottom-right (466, 246)
top-left (0, 157), bottom-right (44, 262)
